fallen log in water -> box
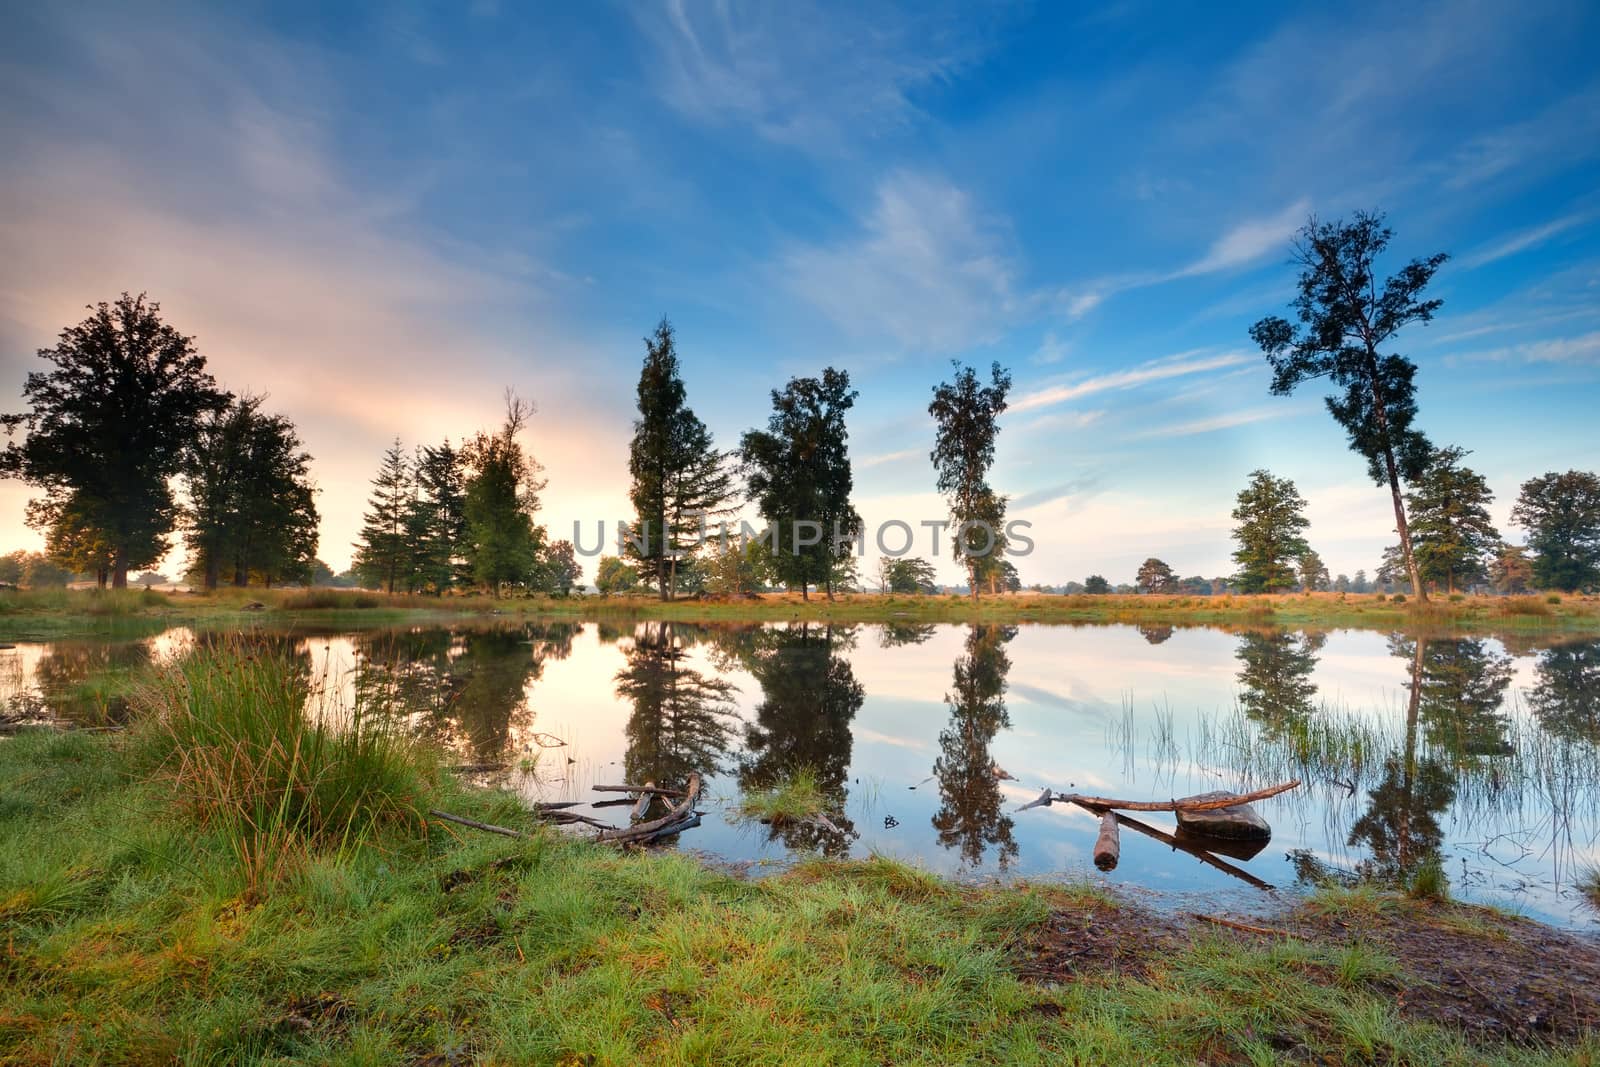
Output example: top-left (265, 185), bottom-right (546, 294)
top-left (1093, 811), bottom-right (1120, 871)
top-left (1053, 780), bottom-right (1300, 813)
top-left (596, 773), bottom-right (702, 846)
top-left (1070, 802), bottom-right (1275, 892)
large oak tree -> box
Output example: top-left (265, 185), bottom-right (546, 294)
top-left (3, 294), bottom-right (227, 587)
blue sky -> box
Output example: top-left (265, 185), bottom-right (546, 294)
top-left (2, 1), bottom-right (1598, 584)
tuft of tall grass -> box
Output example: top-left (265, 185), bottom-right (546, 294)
top-left (738, 766), bottom-right (827, 824)
top-left (1579, 866), bottom-right (1600, 913)
top-left (134, 639), bottom-right (436, 896)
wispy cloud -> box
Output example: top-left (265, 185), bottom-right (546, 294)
top-left (1124, 405), bottom-right (1291, 440)
top-left (857, 447), bottom-right (923, 470)
top-left (1454, 330), bottom-right (1600, 366)
top-left (1011, 351), bottom-right (1254, 413)
top-left (782, 171), bottom-right (1028, 351)
top-left (1012, 477), bottom-right (1101, 510)
top-left (1460, 210), bottom-right (1596, 269)
top-left (634, 1), bottom-right (993, 150)
top-left (1444, 85), bottom-right (1600, 191)
top-left (1032, 332), bottom-right (1069, 365)
top-left (1172, 199), bottom-right (1310, 277)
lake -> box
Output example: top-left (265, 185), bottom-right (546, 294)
top-left (5, 619), bottom-right (1598, 928)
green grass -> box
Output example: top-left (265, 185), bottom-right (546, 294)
top-left (5, 586), bottom-right (1600, 639)
top-left (3, 726), bottom-right (1596, 1064)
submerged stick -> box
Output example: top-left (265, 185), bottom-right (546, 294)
top-left (428, 809), bottom-right (528, 839)
top-left (1092, 811), bottom-right (1120, 870)
top-left (592, 783), bottom-right (689, 798)
top-left (1056, 780), bottom-right (1300, 813)
top-left (1191, 913), bottom-right (1298, 938)
top-left (1070, 802), bottom-right (1274, 892)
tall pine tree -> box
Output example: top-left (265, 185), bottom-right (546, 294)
top-left (352, 440), bottom-right (413, 593)
top-left (1249, 213), bottom-right (1445, 602)
top-left (626, 320), bottom-right (731, 600)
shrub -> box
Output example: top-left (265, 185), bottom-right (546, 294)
top-left (1547, 594), bottom-right (1562, 605)
top-left (1372, 593), bottom-right (1386, 603)
top-left (134, 639), bottom-right (434, 896)
top-left (276, 589), bottom-right (385, 610)
top-left (1391, 593), bottom-right (1406, 604)
top-left (1449, 593), bottom-right (1464, 603)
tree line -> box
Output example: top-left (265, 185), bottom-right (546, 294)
top-left (3, 211), bottom-right (1598, 597)
top-left (1094, 461), bottom-right (1598, 598)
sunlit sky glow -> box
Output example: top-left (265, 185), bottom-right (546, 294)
top-left (3, 1), bottom-right (1598, 585)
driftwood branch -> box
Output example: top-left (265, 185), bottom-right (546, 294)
top-left (1054, 780), bottom-right (1300, 813)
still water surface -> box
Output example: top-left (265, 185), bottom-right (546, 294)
top-left (6, 620), bottom-right (1598, 927)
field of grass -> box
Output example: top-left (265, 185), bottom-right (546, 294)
top-left (2, 644), bottom-right (1596, 1063)
top-left (4, 585), bottom-right (1600, 638)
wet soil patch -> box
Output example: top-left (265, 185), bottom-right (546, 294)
top-left (1284, 899), bottom-right (1600, 1046)
top-left (1022, 892), bottom-right (1600, 1047)
top-left (1018, 897), bottom-right (1181, 983)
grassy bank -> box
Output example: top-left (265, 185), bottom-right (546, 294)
top-left (3, 648), bottom-right (1597, 1063)
top-left (5, 585), bottom-right (1600, 638)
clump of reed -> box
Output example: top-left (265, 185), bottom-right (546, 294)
top-left (133, 638), bottom-right (435, 896)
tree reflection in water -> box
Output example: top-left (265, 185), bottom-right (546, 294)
top-left (1234, 629), bottom-right (1325, 738)
top-left (1528, 639), bottom-right (1600, 746)
top-left (1348, 637), bottom-right (1463, 887)
top-left (1403, 636), bottom-right (1514, 763)
top-left (354, 622), bottom-right (582, 760)
top-left (722, 623), bottom-right (864, 855)
top-left (932, 624), bottom-right (1018, 870)
top-left (615, 621), bottom-right (737, 789)
top-left (877, 621), bottom-right (937, 648)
